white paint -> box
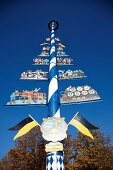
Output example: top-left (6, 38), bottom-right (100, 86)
top-left (48, 77), bottom-right (58, 102)
top-left (51, 33), bottom-right (54, 38)
top-left (50, 46), bottom-right (55, 54)
top-left (51, 39), bottom-right (55, 44)
top-left (53, 108), bottom-right (60, 118)
top-left (49, 57), bottom-right (56, 71)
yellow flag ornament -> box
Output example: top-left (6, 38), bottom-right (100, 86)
top-left (8, 115), bottom-right (39, 140)
top-left (69, 112), bottom-right (98, 139)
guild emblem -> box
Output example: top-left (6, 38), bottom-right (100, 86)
top-left (41, 117), bottom-right (67, 142)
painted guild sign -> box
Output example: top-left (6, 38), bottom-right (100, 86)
top-left (57, 43), bottom-right (65, 51)
top-left (33, 58), bottom-right (49, 65)
top-left (57, 51), bottom-right (69, 57)
top-left (42, 46), bottom-right (50, 51)
top-left (45, 142), bottom-right (63, 153)
top-left (46, 38), bottom-right (50, 41)
top-left (57, 57), bottom-right (73, 65)
top-left (38, 51), bottom-right (50, 57)
top-left (40, 42), bottom-right (50, 46)
top-left (58, 70), bottom-right (86, 79)
top-left (55, 37), bottom-right (60, 41)
top-left (20, 70), bottom-right (48, 80)
top-left (45, 37), bottom-right (60, 42)
top-left (7, 88), bottom-right (46, 105)
top-left (60, 85), bottom-right (101, 104)
top-left (41, 117), bottom-right (67, 142)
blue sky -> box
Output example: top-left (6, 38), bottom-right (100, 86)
top-left (0, 0), bottom-right (113, 159)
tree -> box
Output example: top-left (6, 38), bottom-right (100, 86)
top-left (1, 128), bottom-right (113, 170)
top-left (73, 130), bottom-right (113, 170)
top-left (64, 134), bottom-right (78, 170)
top-left (0, 127), bottom-right (46, 170)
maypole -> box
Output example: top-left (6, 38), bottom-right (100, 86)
top-left (8, 20), bottom-right (102, 170)
top-left (45, 20), bottom-right (64, 170)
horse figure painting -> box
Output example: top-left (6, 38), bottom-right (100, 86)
top-left (8, 89), bottom-right (46, 105)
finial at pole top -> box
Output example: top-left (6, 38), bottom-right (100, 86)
top-left (48, 20), bottom-right (59, 31)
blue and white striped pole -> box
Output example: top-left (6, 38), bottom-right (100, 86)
top-left (46, 151), bottom-right (64, 170)
top-left (48, 21), bottom-right (60, 118)
top-left (46, 20), bottom-right (64, 170)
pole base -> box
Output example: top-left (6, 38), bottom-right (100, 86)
top-left (46, 151), bottom-right (64, 170)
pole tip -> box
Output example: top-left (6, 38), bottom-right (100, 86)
top-left (48, 20), bottom-right (59, 31)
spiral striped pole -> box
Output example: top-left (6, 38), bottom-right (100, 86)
top-left (46, 20), bottom-right (64, 170)
top-left (48, 20), bottom-right (60, 118)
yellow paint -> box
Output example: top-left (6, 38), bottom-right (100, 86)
top-left (14, 121), bottom-right (38, 140)
top-left (70, 119), bottom-right (94, 140)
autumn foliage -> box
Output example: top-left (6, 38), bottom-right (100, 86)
top-left (0, 127), bottom-right (113, 170)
